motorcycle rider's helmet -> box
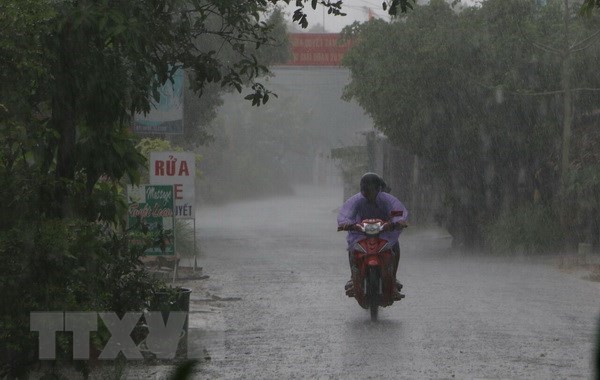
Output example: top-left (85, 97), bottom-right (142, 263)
top-left (360, 172), bottom-right (384, 194)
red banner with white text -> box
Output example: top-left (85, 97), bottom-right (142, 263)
top-left (284, 33), bottom-right (352, 67)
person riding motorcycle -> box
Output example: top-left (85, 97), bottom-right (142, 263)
top-left (337, 173), bottom-right (409, 300)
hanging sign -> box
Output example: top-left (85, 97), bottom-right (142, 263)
top-left (133, 68), bottom-right (184, 134)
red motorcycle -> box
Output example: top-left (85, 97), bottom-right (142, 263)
top-left (338, 218), bottom-right (406, 321)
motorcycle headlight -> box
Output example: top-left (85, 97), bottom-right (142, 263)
top-left (364, 223), bottom-right (381, 235)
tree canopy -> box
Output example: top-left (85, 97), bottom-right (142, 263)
top-left (0, 1), bottom-right (421, 376)
top-left (0, 0), bottom-right (417, 220)
top-left (342, 0), bottom-right (600, 248)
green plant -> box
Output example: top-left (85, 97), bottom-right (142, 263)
top-left (485, 204), bottom-right (565, 254)
top-left (149, 287), bottom-right (192, 313)
top-left (0, 219), bottom-right (166, 378)
top-left (175, 219), bottom-right (198, 259)
top-left (168, 360), bottom-right (199, 380)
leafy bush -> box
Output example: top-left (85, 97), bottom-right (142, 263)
top-left (565, 164), bottom-right (600, 246)
top-left (485, 204), bottom-right (565, 254)
top-left (0, 219), bottom-right (165, 378)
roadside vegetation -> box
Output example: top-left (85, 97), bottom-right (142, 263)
top-left (2, 0), bottom-right (598, 376)
top-left (342, 0), bottom-right (600, 253)
top-left (0, 0), bottom-right (353, 377)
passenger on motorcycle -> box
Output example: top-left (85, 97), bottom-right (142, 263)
top-left (337, 172), bottom-right (409, 299)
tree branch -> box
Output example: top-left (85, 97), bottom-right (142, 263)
top-left (452, 68), bottom-right (600, 97)
top-left (518, 25), bottom-right (562, 55)
top-left (570, 28), bottom-right (600, 51)
top-left (530, 40), bottom-right (562, 55)
top-left (508, 87), bottom-right (600, 96)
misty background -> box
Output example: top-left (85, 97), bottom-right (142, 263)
top-left (195, 67), bottom-right (370, 203)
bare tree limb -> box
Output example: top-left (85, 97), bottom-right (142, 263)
top-left (531, 40), bottom-right (562, 55)
top-left (511, 87), bottom-right (600, 96)
top-left (570, 29), bottom-right (600, 51)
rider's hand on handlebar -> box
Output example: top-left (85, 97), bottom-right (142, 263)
top-left (383, 221), bottom-right (408, 231)
top-left (396, 221), bottom-right (408, 229)
top-left (338, 223), bottom-right (361, 232)
top-left (381, 222), bottom-right (393, 232)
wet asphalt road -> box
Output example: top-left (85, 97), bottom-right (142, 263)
top-left (192, 185), bottom-right (600, 379)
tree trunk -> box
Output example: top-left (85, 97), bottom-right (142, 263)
top-left (52, 21), bottom-right (78, 218)
top-left (560, 0), bottom-right (573, 196)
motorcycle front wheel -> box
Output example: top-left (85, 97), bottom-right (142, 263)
top-left (367, 266), bottom-right (380, 321)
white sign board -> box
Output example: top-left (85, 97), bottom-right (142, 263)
top-left (150, 151), bottom-right (195, 218)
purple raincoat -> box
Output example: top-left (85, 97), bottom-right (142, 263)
top-left (337, 192), bottom-right (409, 249)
